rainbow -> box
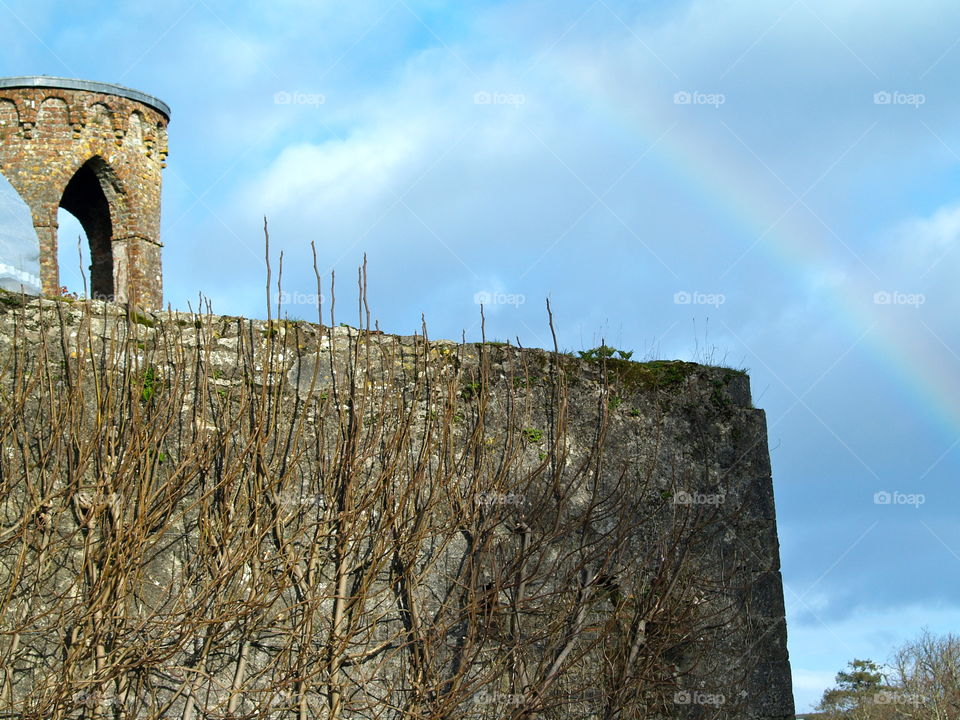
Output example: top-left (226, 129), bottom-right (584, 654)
top-left (578, 72), bottom-right (960, 450)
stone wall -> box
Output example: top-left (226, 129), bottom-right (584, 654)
top-left (0, 295), bottom-right (794, 719)
top-left (0, 79), bottom-right (168, 307)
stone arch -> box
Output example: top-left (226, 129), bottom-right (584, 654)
top-left (87, 102), bottom-right (114, 137)
top-left (36, 97), bottom-right (70, 138)
top-left (126, 111), bottom-right (144, 145)
top-left (0, 100), bottom-right (19, 142)
top-left (58, 156), bottom-right (126, 300)
top-left (0, 77), bottom-right (170, 307)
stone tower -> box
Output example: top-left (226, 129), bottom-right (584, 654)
top-left (0, 76), bottom-right (169, 308)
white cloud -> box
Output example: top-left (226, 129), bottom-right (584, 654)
top-left (886, 202), bottom-right (960, 273)
top-left (193, 0), bottom-right (960, 350)
top-left (244, 132), bottom-right (417, 220)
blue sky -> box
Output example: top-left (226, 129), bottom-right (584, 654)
top-left (4, 0), bottom-right (960, 711)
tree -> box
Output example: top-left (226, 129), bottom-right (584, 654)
top-left (815, 659), bottom-right (898, 720)
top-left (816, 633), bottom-right (960, 720)
top-left (0, 251), bottom-right (760, 719)
top-left (890, 630), bottom-right (960, 719)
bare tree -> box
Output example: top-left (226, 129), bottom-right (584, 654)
top-left (890, 630), bottom-right (960, 719)
top-left (0, 251), bottom-right (758, 719)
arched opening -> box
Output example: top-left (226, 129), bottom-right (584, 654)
top-left (0, 171), bottom-right (40, 294)
top-left (56, 208), bottom-right (88, 296)
top-left (58, 157), bottom-right (114, 300)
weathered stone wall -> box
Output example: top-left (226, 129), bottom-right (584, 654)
top-left (0, 79), bottom-right (168, 307)
top-left (0, 296), bottom-right (794, 719)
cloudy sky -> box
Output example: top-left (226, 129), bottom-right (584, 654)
top-left (4, 0), bottom-right (960, 711)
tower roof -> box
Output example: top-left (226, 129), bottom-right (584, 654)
top-left (0, 76), bottom-right (170, 120)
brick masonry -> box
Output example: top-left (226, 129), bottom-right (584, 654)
top-left (0, 78), bottom-right (169, 308)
